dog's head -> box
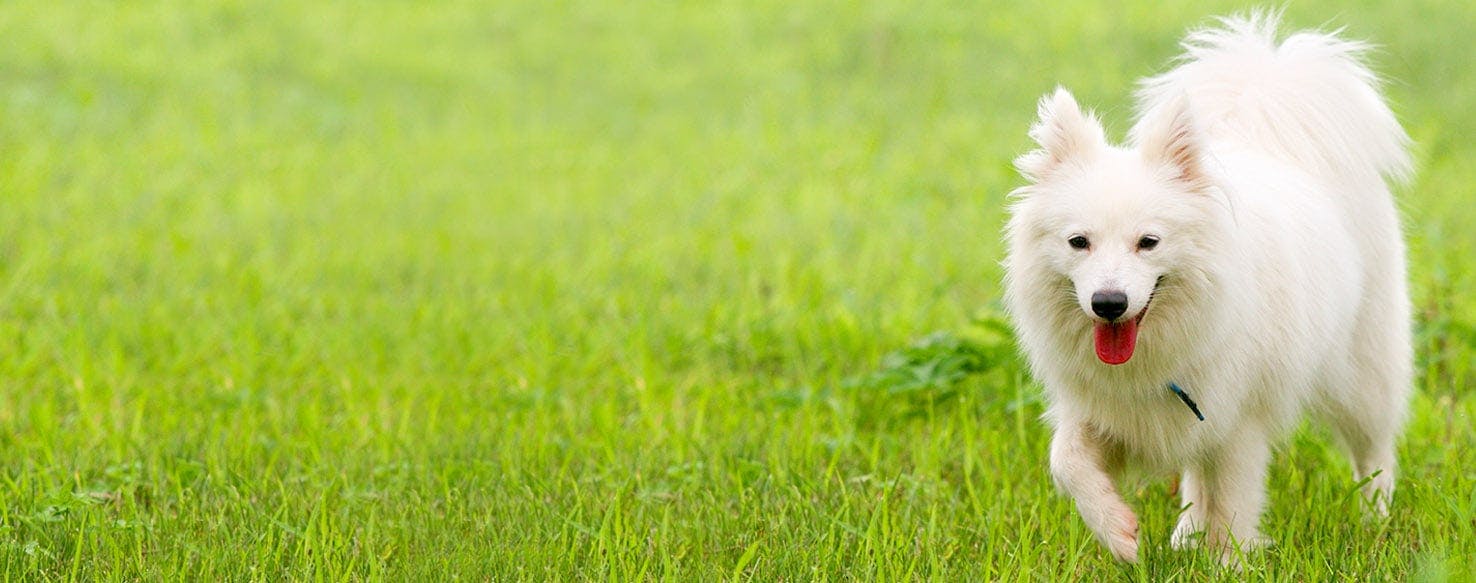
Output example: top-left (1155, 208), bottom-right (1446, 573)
top-left (1005, 88), bottom-right (1224, 366)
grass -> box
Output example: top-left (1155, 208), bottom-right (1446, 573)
top-left (0, 0), bottom-right (1473, 579)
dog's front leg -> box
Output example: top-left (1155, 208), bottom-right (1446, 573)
top-left (1195, 433), bottom-right (1272, 563)
top-left (1049, 420), bottom-right (1138, 562)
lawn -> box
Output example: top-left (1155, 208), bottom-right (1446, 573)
top-left (0, 0), bottom-right (1473, 580)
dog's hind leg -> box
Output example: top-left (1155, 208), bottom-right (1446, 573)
top-left (1325, 290), bottom-right (1411, 516)
top-left (1170, 469), bottom-right (1205, 549)
top-left (1323, 367), bottom-right (1404, 517)
top-left (1323, 392), bottom-right (1400, 516)
top-left (1326, 199), bottom-right (1412, 516)
top-left (1352, 438), bottom-right (1398, 517)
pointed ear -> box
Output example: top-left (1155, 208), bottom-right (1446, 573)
top-left (1136, 94), bottom-right (1207, 188)
top-left (1014, 87), bottom-right (1106, 182)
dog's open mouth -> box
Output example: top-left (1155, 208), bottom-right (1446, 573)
top-left (1093, 317), bottom-right (1141, 365)
top-left (1092, 277), bottom-right (1163, 365)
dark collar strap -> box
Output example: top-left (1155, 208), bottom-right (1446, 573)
top-left (1168, 382), bottom-right (1205, 421)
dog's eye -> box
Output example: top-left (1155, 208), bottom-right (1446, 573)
top-left (1068, 235), bottom-right (1090, 250)
top-left (1138, 235), bottom-right (1160, 250)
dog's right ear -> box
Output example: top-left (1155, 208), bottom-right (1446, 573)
top-left (1014, 87), bottom-right (1105, 182)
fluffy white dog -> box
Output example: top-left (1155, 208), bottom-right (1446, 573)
top-left (1003, 14), bottom-right (1412, 562)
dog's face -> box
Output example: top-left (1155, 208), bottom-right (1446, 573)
top-left (1007, 88), bottom-right (1216, 365)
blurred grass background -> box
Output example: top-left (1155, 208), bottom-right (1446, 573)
top-left (0, 0), bottom-right (1472, 579)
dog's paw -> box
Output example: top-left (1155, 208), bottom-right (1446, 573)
top-left (1360, 484), bottom-right (1393, 520)
top-left (1098, 506), bottom-right (1140, 562)
top-left (1209, 530), bottom-right (1272, 567)
top-left (1170, 514), bottom-right (1202, 550)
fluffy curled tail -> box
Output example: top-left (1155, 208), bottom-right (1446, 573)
top-left (1134, 12), bottom-right (1412, 186)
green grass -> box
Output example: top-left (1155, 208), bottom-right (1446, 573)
top-left (1, 0), bottom-right (1473, 579)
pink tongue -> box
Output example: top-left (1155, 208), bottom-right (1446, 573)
top-left (1094, 319), bottom-right (1139, 365)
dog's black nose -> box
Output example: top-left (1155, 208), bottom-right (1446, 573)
top-left (1091, 290), bottom-right (1129, 321)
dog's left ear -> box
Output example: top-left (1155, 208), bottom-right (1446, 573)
top-left (1136, 94), bottom-right (1208, 189)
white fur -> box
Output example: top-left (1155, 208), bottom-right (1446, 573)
top-left (1003, 13), bottom-right (1412, 563)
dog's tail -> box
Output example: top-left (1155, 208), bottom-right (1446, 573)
top-left (1133, 11), bottom-right (1412, 186)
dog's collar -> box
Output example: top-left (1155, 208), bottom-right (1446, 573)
top-left (1168, 382), bottom-right (1204, 421)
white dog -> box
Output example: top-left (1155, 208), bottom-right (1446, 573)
top-left (1003, 13), bottom-right (1412, 562)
